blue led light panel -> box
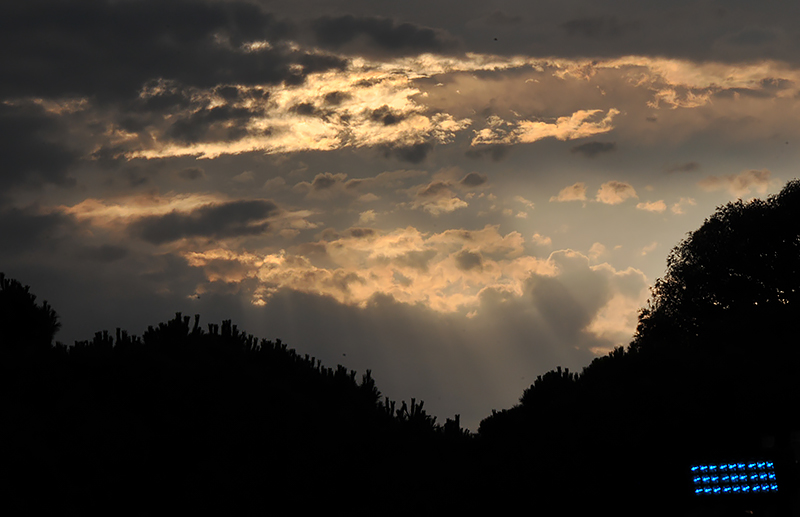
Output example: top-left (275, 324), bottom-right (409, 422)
top-left (690, 461), bottom-right (778, 496)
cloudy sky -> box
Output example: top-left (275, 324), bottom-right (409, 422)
top-left (4, 0), bottom-right (798, 429)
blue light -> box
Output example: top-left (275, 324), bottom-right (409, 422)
top-left (691, 460), bottom-right (778, 496)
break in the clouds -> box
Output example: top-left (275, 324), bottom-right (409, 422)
top-left (5, 0), bottom-right (800, 428)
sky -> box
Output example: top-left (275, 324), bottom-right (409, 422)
top-left (3, 0), bottom-right (799, 430)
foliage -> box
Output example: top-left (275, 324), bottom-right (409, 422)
top-left (0, 272), bottom-right (60, 352)
top-left (631, 179), bottom-right (800, 353)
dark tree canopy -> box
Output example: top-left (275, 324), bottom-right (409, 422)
top-left (0, 272), bottom-right (60, 352)
top-left (632, 178), bottom-right (800, 354)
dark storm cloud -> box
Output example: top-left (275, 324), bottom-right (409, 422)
top-left (311, 15), bottom-right (459, 56)
top-left (560, 16), bottom-right (639, 39)
top-left (382, 142), bottom-right (433, 164)
top-left (570, 141), bottom-right (616, 158)
top-left (465, 144), bottom-right (510, 162)
top-left (312, 172), bottom-right (343, 190)
top-left (0, 103), bottom-right (79, 190)
top-left (0, 0), bottom-right (346, 102)
top-left (394, 250), bottom-right (437, 272)
top-left (458, 172), bottom-right (488, 188)
top-left (323, 91), bottom-right (351, 106)
top-left (178, 167), bottom-right (206, 180)
top-left (76, 244), bottom-right (129, 263)
top-left (454, 250), bottom-right (483, 271)
top-left (0, 206), bottom-right (76, 253)
top-left (482, 10), bottom-right (523, 26)
top-left (667, 162), bottom-right (700, 173)
top-left (760, 78), bottom-right (794, 91)
top-left (416, 181), bottom-right (451, 198)
top-left (165, 105), bottom-right (255, 144)
top-left (289, 102), bottom-right (321, 117)
top-left (129, 199), bottom-right (279, 244)
top-left (348, 228), bottom-right (375, 239)
top-left (369, 105), bottom-right (407, 126)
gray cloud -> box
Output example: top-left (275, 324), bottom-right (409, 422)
top-left (369, 105), bottom-right (407, 126)
top-left (0, 206), bottom-right (76, 254)
top-left (560, 16), bottom-right (639, 39)
top-left (465, 144), bottom-right (511, 162)
top-left (165, 105), bottom-right (254, 144)
top-left (382, 142), bottom-right (433, 163)
top-left (455, 250), bottom-right (483, 271)
top-left (312, 172), bottom-right (345, 190)
top-left (348, 227), bottom-right (375, 238)
top-left (416, 181), bottom-right (451, 197)
top-left (289, 102), bottom-right (322, 117)
top-left (129, 199), bottom-right (279, 244)
top-left (1, 0), bottom-right (345, 102)
top-left (666, 162), bottom-right (700, 173)
top-left (0, 103), bottom-right (79, 190)
top-left (393, 250), bottom-right (437, 272)
top-left (311, 14), bottom-right (459, 56)
top-left (76, 244), bottom-right (129, 263)
top-left (459, 172), bottom-right (488, 188)
top-left (481, 10), bottom-right (523, 26)
top-left (178, 167), bottom-right (206, 180)
top-left (570, 141), bottom-right (616, 158)
top-left (323, 91), bottom-right (351, 106)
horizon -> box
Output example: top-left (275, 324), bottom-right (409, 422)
top-left (4, 0), bottom-right (800, 430)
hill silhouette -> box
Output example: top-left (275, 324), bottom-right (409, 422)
top-left (2, 284), bottom-right (471, 515)
top-left (3, 180), bottom-right (800, 516)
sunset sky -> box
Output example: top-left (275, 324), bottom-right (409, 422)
top-left (4, 0), bottom-right (799, 429)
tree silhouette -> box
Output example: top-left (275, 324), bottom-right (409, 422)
top-left (478, 179), bottom-right (800, 516)
top-left (0, 272), bottom-right (60, 354)
top-left (632, 179), bottom-right (800, 355)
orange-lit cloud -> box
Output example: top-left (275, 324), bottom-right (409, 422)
top-left (550, 182), bottom-right (587, 202)
top-left (471, 109), bottom-right (619, 146)
top-left (636, 200), bottom-right (667, 212)
top-left (698, 169), bottom-right (772, 197)
top-left (596, 181), bottom-right (638, 205)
